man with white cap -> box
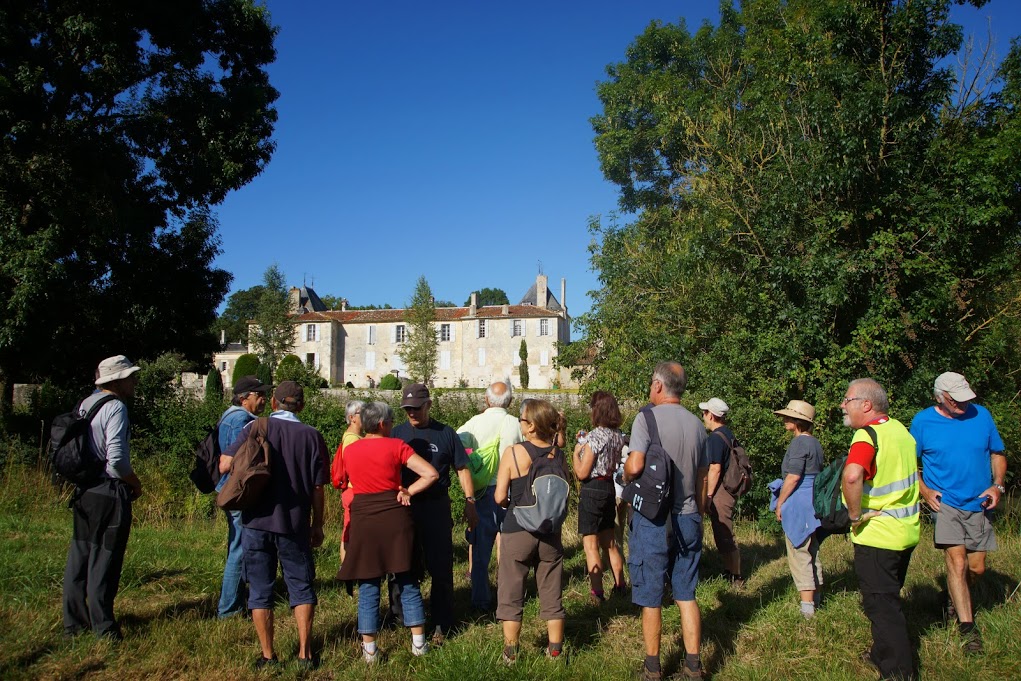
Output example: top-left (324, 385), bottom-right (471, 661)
top-left (63, 354), bottom-right (142, 640)
top-left (698, 397), bottom-right (743, 588)
top-left (910, 372), bottom-right (1007, 654)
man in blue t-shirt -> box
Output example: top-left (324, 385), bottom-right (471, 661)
top-left (910, 371), bottom-right (1007, 654)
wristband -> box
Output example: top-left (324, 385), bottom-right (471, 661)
top-left (465, 497), bottom-right (475, 503)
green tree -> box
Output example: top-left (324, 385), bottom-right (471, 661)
top-left (396, 276), bottom-right (439, 384)
top-left (579, 0), bottom-right (1021, 506)
top-left (275, 353), bottom-right (326, 389)
top-left (0, 1), bottom-right (278, 406)
top-left (248, 265), bottom-right (294, 375)
top-left (205, 368), bottom-right (225, 404)
top-left (215, 285), bottom-right (265, 345)
top-left (464, 288), bottom-right (510, 307)
top-left (379, 374), bottom-right (402, 390)
top-left (518, 339), bottom-right (529, 389)
top-left (232, 354), bottom-right (261, 386)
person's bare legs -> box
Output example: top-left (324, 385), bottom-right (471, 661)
top-left (677, 599), bottom-right (701, 656)
top-left (252, 608), bottom-right (274, 660)
top-left (502, 619), bottom-right (521, 647)
top-left (945, 545), bottom-right (973, 622)
top-left (600, 528), bottom-right (626, 587)
top-left (967, 550), bottom-right (987, 585)
top-left (547, 618), bottom-right (564, 645)
top-left (642, 606), bottom-right (662, 656)
top-left (583, 534), bottom-right (604, 593)
top-left (294, 604), bottom-right (314, 660)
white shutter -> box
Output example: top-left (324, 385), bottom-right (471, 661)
top-left (366, 351), bottom-right (376, 370)
top-left (367, 325), bottom-right (376, 345)
top-left (440, 350), bottom-right (451, 370)
top-left (513, 353), bottom-right (521, 367)
top-left (449, 323), bottom-right (455, 342)
top-left (540, 350), bottom-right (549, 366)
top-left (478, 348), bottom-right (486, 366)
top-left (391, 324), bottom-right (397, 343)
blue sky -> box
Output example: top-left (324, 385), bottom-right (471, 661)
top-left (215, 0), bottom-right (1021, 320)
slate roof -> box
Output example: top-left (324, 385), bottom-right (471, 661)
top-left (295, 286), bottom-right (328, 313)
top-left (518, 282), bottom-right (562, 311)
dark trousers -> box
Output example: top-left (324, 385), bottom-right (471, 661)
top-left (854, 544), bottom-right (916, 680)
top-left (62, 481), bottom-right (133, 636)
top-left (389, 495), bottom-right (455, 630)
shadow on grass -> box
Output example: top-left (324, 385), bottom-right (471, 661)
top-left (0, 643), bottom-right (57, 679)
top-left (119, 594), bottom-right (218, 632)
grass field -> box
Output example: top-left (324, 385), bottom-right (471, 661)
top-left (2, 463), bottom-right (1020, 680)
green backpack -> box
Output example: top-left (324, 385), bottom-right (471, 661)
top-left (813, 425), bottom-right (877, 535)
top-left (460, 433), bottom-right (502, 492)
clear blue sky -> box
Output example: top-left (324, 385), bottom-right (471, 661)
top-left (215, 0), bottom-right (1021, 319)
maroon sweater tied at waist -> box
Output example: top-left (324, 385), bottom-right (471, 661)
top-left (337, 491), bottom-right (415, 581)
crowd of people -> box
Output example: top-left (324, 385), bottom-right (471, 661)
top-left (61, 356), bottom-right (1007, 680)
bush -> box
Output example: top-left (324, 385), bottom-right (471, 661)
top-left (379, 374), bottom-right (401, 390)
top-left (275, 354), bottom-right (328, 389)
top-left (204, 369), bottom-right (224, 404)
top-left (256, 362), bottom-right (273, 388)
top-left (232, 353), bottom-right (260, 385)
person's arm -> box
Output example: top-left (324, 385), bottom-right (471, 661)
top-left (495, 445), bottom-right (515, 507)
top-left (982, 453), bottom-right (1008, 509)
top-left (842, 462), bottom-right (881, 530)
top-left (457, 467), bottom-right (479, 530)
top-left (218, 421), bottom-right (252, 475)
top-left (623, 450), bottom-right (646, 482)
top-left (707, 463), bottom-right (722, 500)
top-left (104, 403), bottom-right (142, 498)
top-left (775, 473), bottom-right (802, 521)
top-left (399, 454), bottom-right (439, 505)
top-left (573, 442), bottom-right (596, 480)
top-left (696, 465), bottom-right (709, 515)
top-left (310, 485), bottom-right (325, 548)
top-left (917, 473), bottom-right (941, 512)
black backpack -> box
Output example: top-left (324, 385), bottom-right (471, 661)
top-left (50, 394), bottom-right (119, 489)
top-left (622, 406), bottom-right (674, 521)
top-left (814, 425), bottom-right (877, 535)
top-left (189, 419), bottom-right (223, 494)
top-left (713, 429), bottom-right (754, 497)
top-left (511, 441), bottom-right (571, 535)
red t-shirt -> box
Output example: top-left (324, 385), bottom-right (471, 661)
top-left (845, 417), bottom-right (887, 481)
top-left (339, 436), bottom-right (415, 495)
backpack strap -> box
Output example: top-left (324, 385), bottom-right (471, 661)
top-left (708, 429), bottom-right (732, 496)
top-left (82, 394), bottom-right (119, 422)
top-left (641, 407), bottom-right (662, 450)
top-left (862, 425), bottom-right (879, 452)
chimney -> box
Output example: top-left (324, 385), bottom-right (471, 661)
top-left (341, 298), bottom-right (347, 311)
top-left (536, 275), bottom-right (548, 310)
top-left (501, 304), bottom-right (509, 315)
top-left (288, 287), bottom-right (300, 313)
top-left (560, 278), bottom-right (566, 313)
top-left (469, 292), bottom-right (478, 316)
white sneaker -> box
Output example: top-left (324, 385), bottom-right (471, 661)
top-left (412, 641), bottom-right (430, 657)
top-left (361, 643), bottom-right (378, 664)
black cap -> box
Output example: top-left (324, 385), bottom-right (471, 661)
top-left (233, 375), bottom-right (272, 396)
top-left (274, 380), bottom-right (304, 405)
top-left (400, 383), bottom-right (430, 408)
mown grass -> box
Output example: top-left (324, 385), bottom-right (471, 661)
top-left (2, 463), bottom-right (1020, 680)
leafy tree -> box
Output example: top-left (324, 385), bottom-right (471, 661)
top-left (518, 339), bottom-right (529, 389)
top-left (0, 1), bottom-right (278, 406)
top-left (464, 288), bottom-right (510, 307)
top-left (379, 374), bottom-right (402, 390)
top-left (434, 300), bottom-right (457, 308)
top-left (397, 276), bottom-right (439, 384)
top-left (348, 303), bottom-right (394, 310)
top-left (215, 285), bottom-right (265, 345)
top-left (256, 362), bottom-right (273, 390)
top-left (578, 0), bottom-right (1021, 508)
top-left (205, 368), bottom-right (225, 404)
top-left (248, 265), bottom-right (294, 375)
top-left (319, 294), bottom-right (341, 310)
top-left (232, 354), bottom-right (261, 386)
top-left (274, 353), bottom-right (326, 389)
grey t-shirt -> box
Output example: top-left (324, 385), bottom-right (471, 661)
top-left (630, 403), bottom-right (708, 515)
top-left (780, 434), bottom-right (824, 477)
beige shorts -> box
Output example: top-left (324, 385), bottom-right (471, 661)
top-left (934, 504), bottom-right (998, 552)
top-left (785, 533), bottom-right (823, 592)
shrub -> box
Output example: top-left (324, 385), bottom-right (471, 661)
top-left (256, 362), bottom-right (273, 388)
top-left (275, 354), bottom-right (328, 390)
top-left (379, 374), bottom-right (401, 390)
top-left (204, 369), bottom-right (224, 404)
top-left (232, 353), bottom-right (261, 385)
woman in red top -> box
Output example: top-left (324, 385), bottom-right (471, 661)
top-left (335, 401), bottom-right (438, 663)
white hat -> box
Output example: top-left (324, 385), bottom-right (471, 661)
top-left (95, 355), bottom-right (141, 385)
top-left (698, 397), bottom-right (730, 418)
top-left (934, 372), bottom-right (976, 402)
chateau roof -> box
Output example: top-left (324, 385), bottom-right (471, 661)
top-left (518, 282), bottom-right (562, 311)
top-left (293, 304), bottom-right (563, 324)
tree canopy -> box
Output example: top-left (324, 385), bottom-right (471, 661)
top-left (465, 288), bottom-right (510, 307)
top-left (397, 276), bottom-right (439, 384)
top-left (0, 1), bottom-right (278, 397)
top-left (248, 265), bottom-right (293, 374)
top-left (566, 0), bottom-right (1021, 494)
top-left (215, 285), bottom-right (265, 345)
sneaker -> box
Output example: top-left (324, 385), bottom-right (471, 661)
top-left (640, 666), bottom-right (663, 681)
top-left (412, 641), bottom-right (430, 657)
top-left (800, 601), bottom-right (816, 620)
top-left (502, 646), bottom-right (518, 666)
top-left (254, 654), bottom-right (279, 670)
top-left (545, 645), bottom-right (567, 663)
top-left (680, 664), bottom-right (705, 678)
top-left (589, 589), bottom-right (605, 605)
top-left (962, 628), bottom-right (983, 655)
top-left (361, 643), bottom-right (378, 665)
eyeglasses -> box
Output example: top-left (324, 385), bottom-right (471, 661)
top-left (519, 418), bottom-right (530, 424)
top-left (841, 397), bottom-right (865, 405)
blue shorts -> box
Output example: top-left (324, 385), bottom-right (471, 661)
top-left (243, 527), bottom-right (317, 609)
top-left (628, 511), bottom-right (702, 606)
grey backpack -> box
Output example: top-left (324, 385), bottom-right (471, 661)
top-left (512, 442), bottom-right (570, 535)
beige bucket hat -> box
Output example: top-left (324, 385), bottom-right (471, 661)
top-left (773, 399), bottom-right (815, 423)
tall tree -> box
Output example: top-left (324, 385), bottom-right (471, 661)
top-left (397, 276), bottom-right (439, 384)
top-left (518, 339), bottom-right (529, 389)
top-left (248, 265), bottom-right (293, 375)
top-left (464, 288), bottom-right (510, 307)
top-left (573, 0), bottom-right (1021, 495)
top-left (215, 285), bottom-right (266, 345)
top-left (0, 1), bottom-right (278, 403)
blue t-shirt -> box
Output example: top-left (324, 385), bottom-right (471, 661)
top-left (910, 404), bottom-right (1004, 512)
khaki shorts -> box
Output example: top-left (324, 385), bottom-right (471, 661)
top-left (785, 533), bottom-right (823, 592)
top-left (934, 503), bottom-right (998, 552)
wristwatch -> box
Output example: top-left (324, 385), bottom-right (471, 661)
top-left (994, 484), bottom-right (1006, 494)
top-left (849, 514), bottom-right (863, 524)
top-left (465, 496), bottom-right (475, 503)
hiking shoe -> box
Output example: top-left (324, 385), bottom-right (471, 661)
top-left (545, 645), bottom-right (567, 663)
top-left (589, 589), bottom-right (606, 605)
top-left (639, 666), bottom-right (662, 681)
top-left (254, 654), bottom-right (279, 670)
top-left (502, 646), bottom-right (518, 666)
top-left (412, 641), bottom-right (430, 657)
top-left (361, 644), bottom-right (378, 665)
top-left (430, 626), bottom-right (446, 647)
top-left (680, 664), bottom-right (705, 678)
top-left (962, 629), bottom-right (983, 655)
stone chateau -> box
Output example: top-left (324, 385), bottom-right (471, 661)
top-left (215, 274), bottom-right (577, 389)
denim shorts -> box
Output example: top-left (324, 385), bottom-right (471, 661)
top-left (628, 511), bottom-right (702, 606)
top-left (243, 527), bottom-right (317, 609)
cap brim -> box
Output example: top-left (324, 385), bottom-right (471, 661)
top-left (950, 389), bottom-right (977, 401)
top-left (401, 398), bottom-right (428, 408)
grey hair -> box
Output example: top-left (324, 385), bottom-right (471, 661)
top-left (848, 378), bottom-right (890, 413)
top-left (486, 381), bottom-right (513, 409)
top-left (345, 400), bottom-right (366, 424)
top-left (360, 401), bottom-right (393, 434)
top-left (653, 361), bottom-right (688, 398)
top-left (933, 389), bottom-right (948, 405)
